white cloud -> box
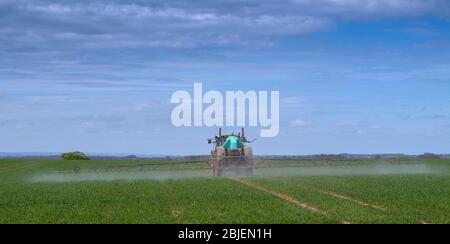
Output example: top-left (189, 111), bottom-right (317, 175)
top-left (2, 0), bottom-right (446, 52)
top-left (282, 97), bottom-right (306, 109)
top-left (294, 0), bottom-right (442, 18)
top-left (290, 119), bottom-right (311, 127)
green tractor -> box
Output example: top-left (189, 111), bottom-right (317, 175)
top-left (207, 128), bottom-right (254, 176)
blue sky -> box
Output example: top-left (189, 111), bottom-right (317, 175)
top-left (1, 0), bottom-right (450, 155)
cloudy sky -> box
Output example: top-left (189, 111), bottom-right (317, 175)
top-left (1, 0), bottom-right (450, 155)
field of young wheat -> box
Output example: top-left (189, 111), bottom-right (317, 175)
top-left (0, 158), bottom-right (448, 224)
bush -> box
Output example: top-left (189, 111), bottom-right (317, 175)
top-left (61, 151), bottom-right (90, 160)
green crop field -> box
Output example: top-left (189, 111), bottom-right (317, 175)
top-left (0, 158), bottom-right (449, 224)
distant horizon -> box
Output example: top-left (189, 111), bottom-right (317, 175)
top-left (1, 151), bottom-right (448, 158)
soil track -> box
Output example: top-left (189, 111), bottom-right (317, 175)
top-left (305, 186), bottom-right (387, 211)
top-left (233, 178), bottom-right (327, 215)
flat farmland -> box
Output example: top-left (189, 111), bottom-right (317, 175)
top-left (0, 158), bottom-right (448, 224)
